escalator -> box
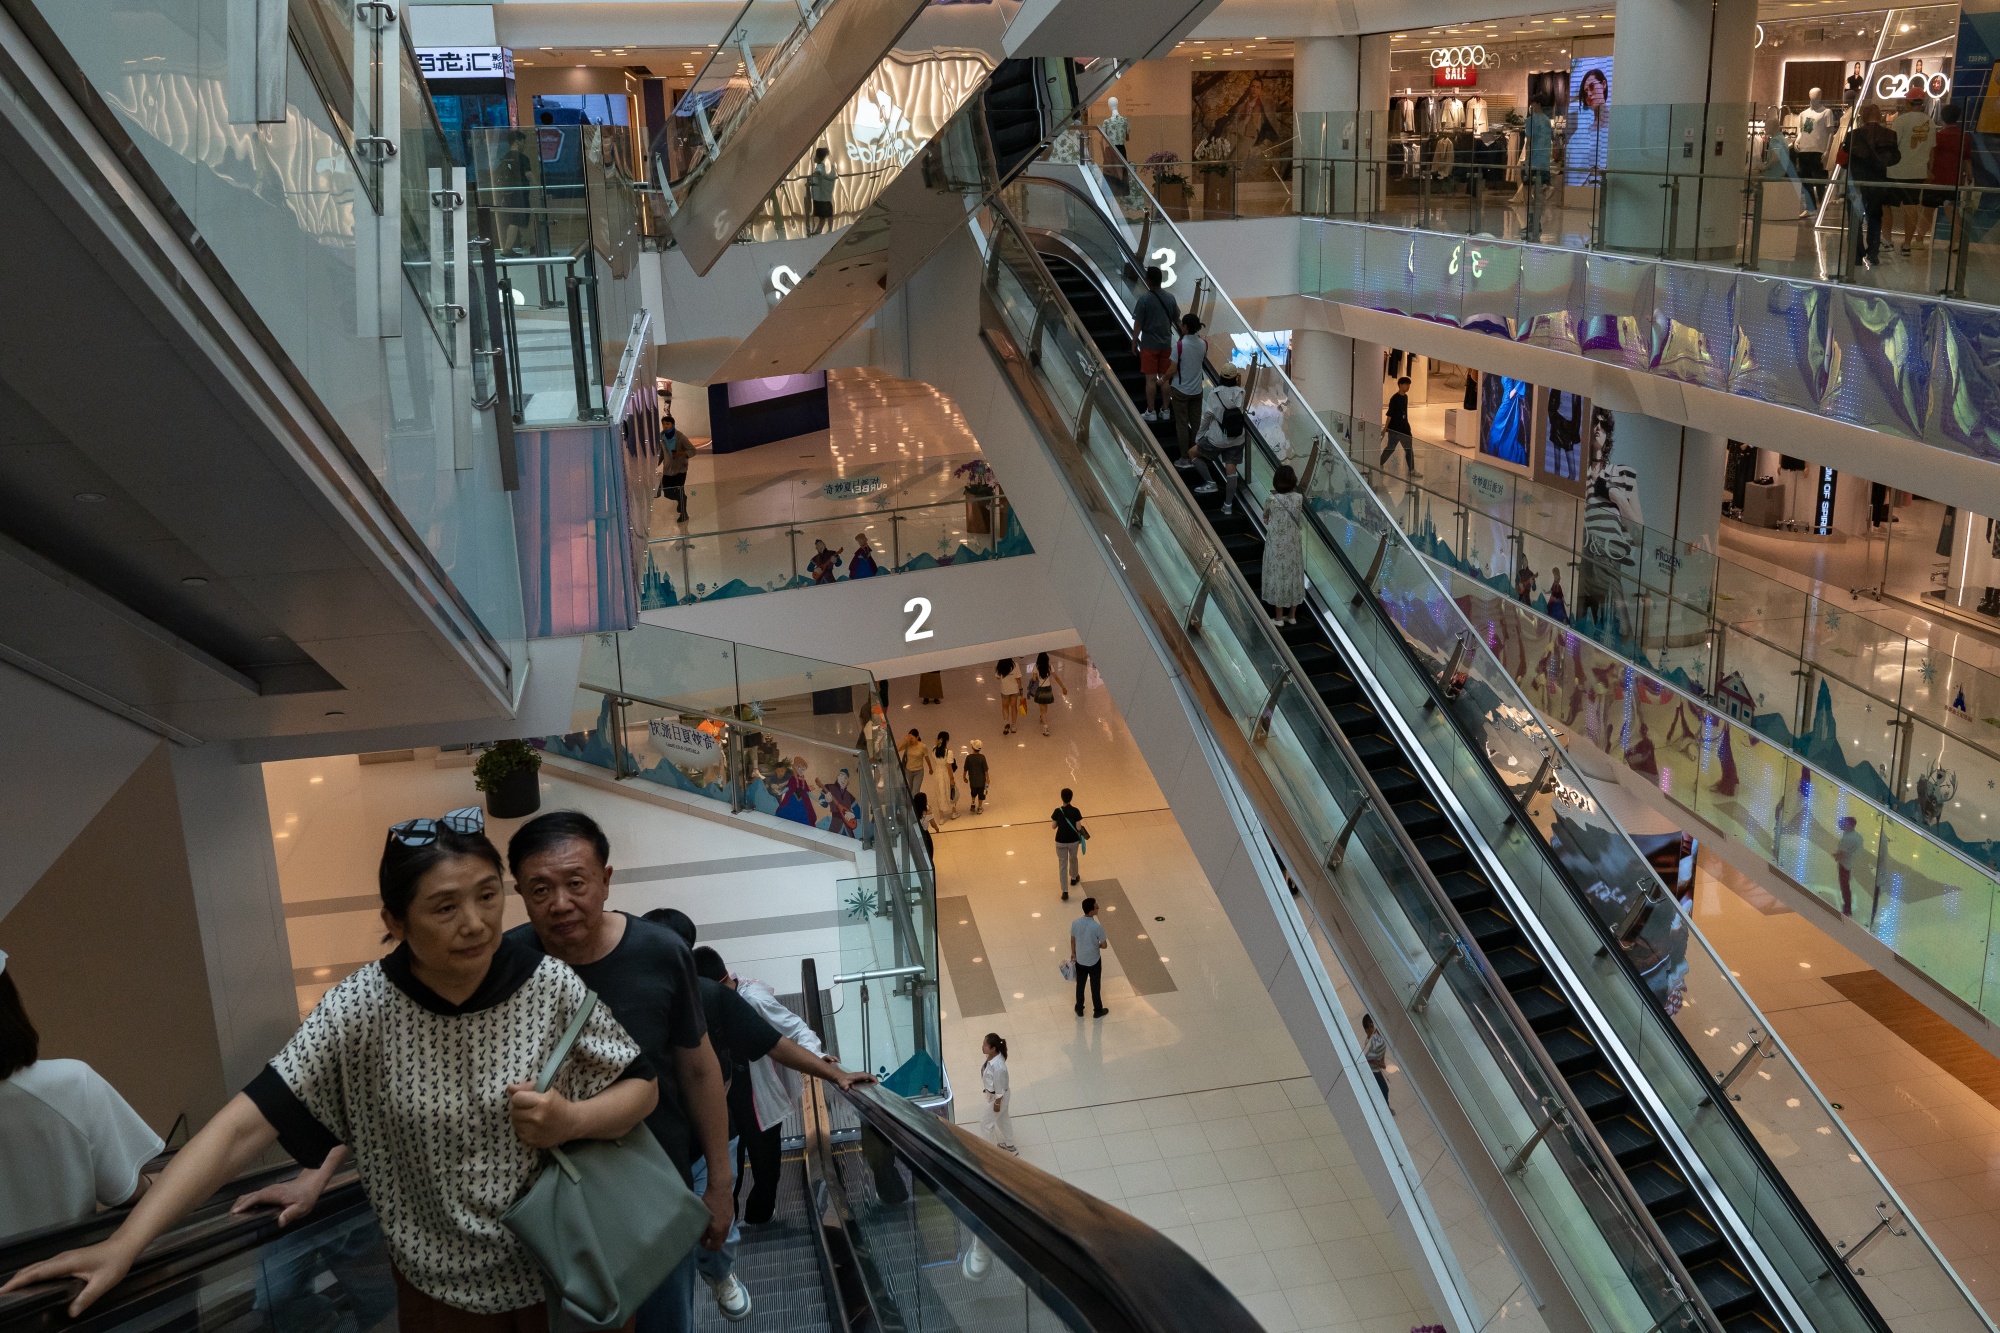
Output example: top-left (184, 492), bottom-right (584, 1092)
top-left (962, 164), bottom-right (1999, 1333)
top-left (1034, 239), bottom-right (1779, 1333)
top-left (0, 975), bottom-right (1254, 1333)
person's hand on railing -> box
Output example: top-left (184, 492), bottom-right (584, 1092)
top-left (229, 1146), bottom-right (349, 1227)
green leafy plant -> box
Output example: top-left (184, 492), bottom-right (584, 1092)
top-left (473, 738), bottom-right (542, 792)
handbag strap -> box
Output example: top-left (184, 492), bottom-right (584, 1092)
top-left (534, 991), bottom-right (600, 1094)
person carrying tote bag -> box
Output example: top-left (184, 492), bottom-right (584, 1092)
top-left (504, 993), bottom-right (710, 1332)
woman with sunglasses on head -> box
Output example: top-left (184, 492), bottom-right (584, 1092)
top-left (3, 808), bottom-right (658, 1331)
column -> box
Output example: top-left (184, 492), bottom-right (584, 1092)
top-left (1603, 409), bottom-right (1726, 574)
top-left (1604, 0), bottom-right (1759, 256)
top-left (1296, 37), bottom-right (1360, 215)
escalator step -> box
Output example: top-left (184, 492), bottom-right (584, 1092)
top-left (1654, 1206), bottom-right (1723, 1262)
top-left (1458, 906), bottom-right (1515, 946)
top-left (1723, 1309), bottom-right (1784, 1332)
top-left (1285, 641), bottom-right (1339, 672)
top-left (1512, 984), bottom-right (1571, 1028)
top-left (1221, 534), bottom-right (1263, 562)
top-left (1412, 834), bottom-right (1469, 871)
top-left (1437, 871), bottom-right (1491, 908)
top-left (1347, 734), bottom-right (1400, 766)
top-left (1309, 670), bottom-right (1357, 703)
top-left (1690, 1258), bottom-right (1759, 1316)
top-left (1627, 1159), bottom-right (1693, 1213)
top-left (1486, 946), bottom-right (1543, 985)
top-left (1392, 799), bottom-right (1446, 836)
top-left (1539, 1025), bottom-right (1597, 1072)
top-left (1568, 1068), bottom-right (1630, 1116)
top-left (1327, 701), bottom-right (1376, 731)
top-left (1595, 1113), bottom-right (1659, 1161)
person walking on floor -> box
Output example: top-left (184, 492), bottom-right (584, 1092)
top-left (1835, 815), bottom-right (1864, 917)
top-left (978, 1034), bottom-right (1016, 1152)
top-left (964, 739), bottom-right (990, 814)
top-left (898, 728), bottom-right (932, 799)
top-left (1261, 464), bottom-right (1306, 625)
top-left (996, 658), bottom-right (1022, 735)
top-left (1380, 376), bottom-right (1416, 475)
top-left (1052, 787), bottom-right (1087, 901)
top-left (935, 732), bottom-right (958, 817)
top-left (1132, 267), bottom-right (1182, 422)
top-left (1028, 651), bottom-right (1068, 736)
top-left (1844, 102), bottom-right (1900, 270)
top-left (1524, 98), bottom-right (1553, 242)
top-left (660, 414), bottom-right (696, 524)
top-left (1071, 898), bottom-right (1109, 1018)
top-left (1362, 1013), bottom-right (1390, 1107)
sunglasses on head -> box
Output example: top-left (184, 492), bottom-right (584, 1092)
top-left (386, 806), bottom-right (485, 848)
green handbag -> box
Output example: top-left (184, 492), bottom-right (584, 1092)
top-left (501, 992), bottom-right (711, 1332)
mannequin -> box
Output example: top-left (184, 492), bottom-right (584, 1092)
top-left (1101, 96), bottom-right (1130, 192)
top-left (1794, 88), bottom-right (1834, 214)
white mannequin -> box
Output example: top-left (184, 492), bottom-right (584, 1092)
top-left (1793, 87), bottom-right (1835, 217)
top-left (1101, 96), bottom-right (1130, 194)
top-left (1102, 96), bottom-right (1129, 146)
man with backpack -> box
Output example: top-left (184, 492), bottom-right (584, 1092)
top-left (1189, 370), bottom-right (1249, 515)
top-left (1843, 103), bottom-right (1900, 270)
top-left (1168, 313), bottom-right (1208, 461)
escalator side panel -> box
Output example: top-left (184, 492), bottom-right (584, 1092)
top-left (900, 223), bottom-right (1577, 1333)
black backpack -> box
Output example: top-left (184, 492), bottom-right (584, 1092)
top-left (1221, 403), bottom-right (1247, 438)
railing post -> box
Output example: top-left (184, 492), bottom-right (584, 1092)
top-left (1186, 553), bottom-right (1220, 633)
top-left (789, 526), bottom-right (801, 582)
top-left (610, 696), bottom-right (632, 778)
top-left (1252, 666), bottom-right (1293, 743)
top-left (678, 536), bottom-right (693, 607)
top-left (1505, 1099), bottom-right (1569, 1176)
top-left (735, 28), bottom-right (766, 98)
top-left (1126, 462), bottom-right (1154, 530)
top-left (564, 268), bottom-right (591, 417)
top-left (1299, 434), bottom-right (1324, 492)
top-left (1326, 796), bottom-right (1374, 871)
top-left (1352, 531), bottom-right (1390, 607)
top-left (890, 512), bottom-right (903, 571)
top-left (1411, 937), bottom-right (1461, 1012)
top-left (693, 99), bottom-right (720, 157)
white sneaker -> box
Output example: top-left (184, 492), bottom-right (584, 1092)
top-left (962, 1241), bottom-right (993, 1282)
top-left (707, 1273), bottom-right (753, 1322)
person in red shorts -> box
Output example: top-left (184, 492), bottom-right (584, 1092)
top-left (1131, 266), bottom-right (1181, 422)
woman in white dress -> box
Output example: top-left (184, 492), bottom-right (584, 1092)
top-left (978, 1034), bottom-right (1016, 1153)
top-left (1261, 464), bottom-right (1307, 624)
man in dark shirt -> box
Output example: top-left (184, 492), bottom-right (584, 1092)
top-left (506, 813), bottom-right (735, 1333)
top-left (1052, 787), bottom-right (1087, 902)
top-left (1131, 266), bottom-right (1182, 422)
top-left (1380, 375), bottom-right (1416, 474)
top-left (1845, 104), bottom-right (1900, 269)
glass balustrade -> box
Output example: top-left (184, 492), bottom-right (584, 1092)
top-left (991, 154), bottom-right (1997, 1332)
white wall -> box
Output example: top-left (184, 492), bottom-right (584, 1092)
top-left (0, 662), bottom-right (162, 921)
top-left (643, 551), bottom-right (1078, 679)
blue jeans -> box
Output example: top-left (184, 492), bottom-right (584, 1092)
top-left (635, 1139), bottom-right (739, 1333)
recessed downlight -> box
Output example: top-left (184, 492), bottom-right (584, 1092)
top-left (73, 491), bottom-right (106, 503)
top-left (181, 576), bottom-right (209, 587)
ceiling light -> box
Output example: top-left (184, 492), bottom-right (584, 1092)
top-left (73, 491), bottom-right (105, 503)
top-left (181, 576), bottom-right (209, 587)
top-left (324, 710), bottom-right (346, 718)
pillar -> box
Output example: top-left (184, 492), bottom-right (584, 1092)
top-left (1292, 329), bottom-right (1355, 422)
top-left (1296, 37), bottom-right (1360, 215)
top-left (1605, 0), bottom-right (1759, 256)
top-left (1605, 410), bottom-right (1726, 555)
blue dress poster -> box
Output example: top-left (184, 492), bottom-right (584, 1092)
top-left (1480, 374), bottom-right (1531, 465)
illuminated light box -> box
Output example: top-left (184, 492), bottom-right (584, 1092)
top-left (707, 372), bottom-right (831, 453)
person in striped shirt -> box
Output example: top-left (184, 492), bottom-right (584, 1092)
top-left (1578, 407), bottom-right (1641, 639)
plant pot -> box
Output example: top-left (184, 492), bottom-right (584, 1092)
top-left (1201, 172), bottom-right (1233, 218)
top-left (965, 495), bottom-right (994, 534)
top-left (1159, 179), bottom-right (1189, 214)
top-left (485, 766), bottom-right (542, 819)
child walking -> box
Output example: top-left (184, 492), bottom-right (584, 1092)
top-left (979, 1033), bottom-right (1016, 1153)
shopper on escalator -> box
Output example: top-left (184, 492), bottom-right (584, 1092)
top-left (1188, 370), bottom-right (1249, 516)
top-left (1132, 267), bottom-right (1181, 423)
top-left (1168, 313), bottom-right (1208, 461)
top-left (5, 810), bottom-right (662, 1329)
top-left (0, 952), bottom-right (164, 1239)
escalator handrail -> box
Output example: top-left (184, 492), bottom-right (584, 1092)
top-left (826, 1079), bottom-right (1261, 1333)
top-left (998, 204), bottom-right (1725, 1333)
top-left (0, 1163), bottom-right (300, 1276)
top-left (1032, 163), bottom-right (1898, 1333)
top-left (0, 1174), bottom-right (369, 1326)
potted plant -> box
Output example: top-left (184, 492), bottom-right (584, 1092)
top-left (1146, 151), bottom-right (1189, 213)
top-left (474, 739), bottom-right (543, 818)
top-left (1194, 134), bottom-right (1234, 216)
top-left (955, 459), bottom-right (999, 535)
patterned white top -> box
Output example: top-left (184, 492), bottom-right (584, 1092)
top-left (247, 938), bottom-right (643, 1313)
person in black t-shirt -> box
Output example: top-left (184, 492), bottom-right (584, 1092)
top-left (505, 813), bottom-right (738, 1333)
top-left (1380, 375), bottom-right (1416, 474)
top-left (1052, 787), bottom-right (1087, 901)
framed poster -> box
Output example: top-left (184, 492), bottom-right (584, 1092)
top-left (1536, 388), bottom-right (1589, 495)
top-left (1479, 374), bottom-right (1531, 466)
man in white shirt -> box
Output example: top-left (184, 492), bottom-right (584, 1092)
top-left (1070, 898), bottom-right (1110, 1018)
top-left (1168, 313), bottom-right (1209, 462)
top-left (715, 962), bottom-right (832, 1224)
top-left (1887, 89), bottom-right (1936, 252)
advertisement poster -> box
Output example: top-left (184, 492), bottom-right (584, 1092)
top-left (1192, 69), bottom-right (1295, 157)
top-left (1953, 0), bottom-right (2000, 244)
top-left (1566, 56), bottom-right (1614, 186)
top-left (1479, 374), bottom-right (1532, 466)
top-left (1536, 388), bottom-right (1589, 495)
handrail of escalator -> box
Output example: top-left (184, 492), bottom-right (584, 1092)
top-left (1009, 165), bottom-right (1905, 1332)
top-left (985, 192), bottom-right (1729, 1333)
top-left (825, 1078), bottom-right (1260, 1333)
top-left (0, 1168), bottom-right (368, 1325)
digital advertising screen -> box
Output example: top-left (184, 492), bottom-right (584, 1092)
top-left (1536, 388), bottom-right (1588, 495)
top-left (1565, 56), bottom-right (1614, 186)
top-left (1479, 374), bottom-right (1532, 466)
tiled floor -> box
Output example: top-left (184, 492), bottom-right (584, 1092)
top-left (905, 657), bottom-right (1442, 1333)
top-left (1689, 853), bottom-right (2000, 1323)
